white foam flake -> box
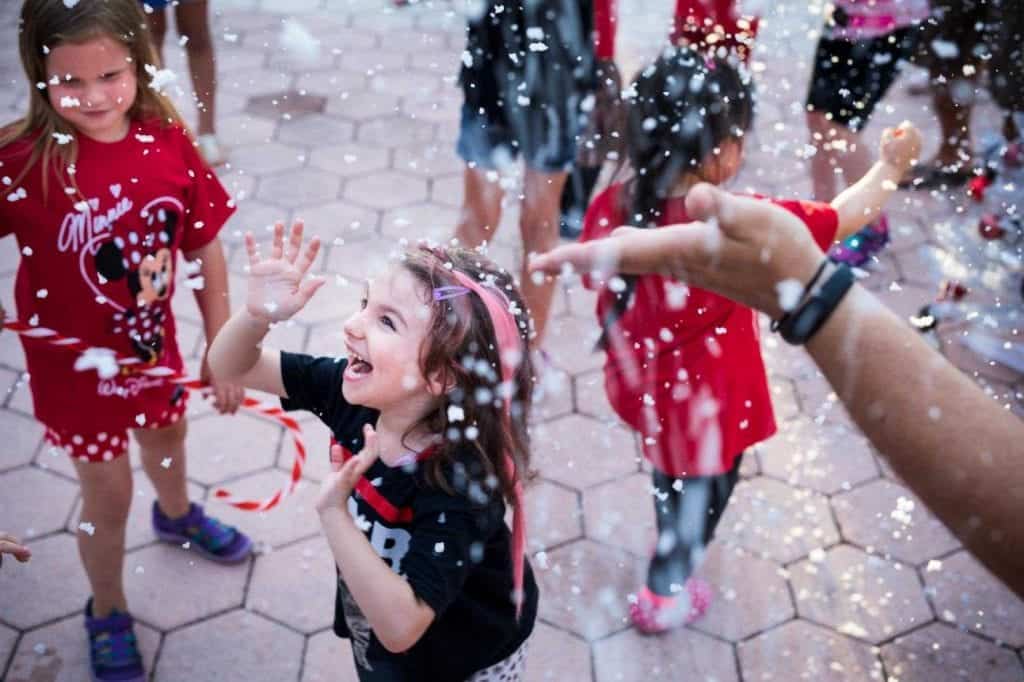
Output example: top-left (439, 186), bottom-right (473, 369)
top-left (776, 278), bottom-right (803, 312)
top-left (73, 347), bottom-right (120, 379)
top-left (279, 19), bottom-right (321, 64)
top-left (78, 521), bottom-right (96, 536)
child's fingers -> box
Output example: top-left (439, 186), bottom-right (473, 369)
top-left (296, 235), bottom-right (321, 277)
top-left (286, 220), bottom-right (305, 264)
top-left (244, 232), bottom-right (260, 267)
top-left (271, 221), bottom-right (285, 261)
top-left (354, 425), bottom-right (381, 475)
top-left (329, 443), bottom-right (346, 472)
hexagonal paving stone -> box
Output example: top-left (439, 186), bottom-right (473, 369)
top-left (309, 143), bottom-right (389, 177)
top-left (379, 203), bottom-right (459, 243)
top-left (5, 613), bottom-right (160, 682)
top-left (574, 371), bottom-right (617, 421)
top-left (924, 550), bottom-right (1024, 647)
top-left (0, 534), bottom-right (90, 630)
top-left (593, 625), bottom-right (738, 682)
top-left (581, 473), bottom-right (655, 558)
top-left (0, 623), bottom-right (17, 673)
top-left (217, 113), bottom-right (277, 147)
top-left (277, 115), bottom-right (355, 147)
top-left (793, 372), bottom-right (855, 427)
top-left (204, 471), bottom-right (321, 549)
top-left (229, 141), bottom-right (305, 176)
top-left (325, 91), bottom-right (400, 121)
top-left (221, 199), bottom-right (289, 243)
top-left (184, 412), bottom-right (283, 486)
top-left (0, 409), bottom-right (44, 471)
top-left (832, 479), bottom-right (959, 565)
top-left (881, 622), bottom-right (1024, 682)
top-left (0, 467), bottom-right (77, 540)
top-left (544, 316), bottom-right (605, 376)
top-left (244, 90), bottom-right (325, 119)
top-left (123, 543), bottom-right (248, 631)
top-left (759, 417), bottom-right (880, 495)
top-left (535, 539), bottom-right (640, 641)
top-left (789, 545), bottom-right (933, 644)
top-left (717, 477), bottom-right (840, 564)
top-left (429, 173), bottom-right (464, 208)
top-left (257, 168), bottom-right (342, 209)
top-left (393, 144), bottom-right (463, 177)
top-left (155, 610), bottom-right (303, 680)
top-left (247, 536), bottom-right (335, 633)
top-left (526, 479), bottom-right (582, 553)
top-left (529, 415), bottom-right (639, 490)
top-left (296, 201), bottom-right (379, 243)
top-left (692, 543), bottom-right (794, 642)
top-left (524, 622), bottom-right (592, 681)
top-left (356, 117), bottom-right (436, 149)
top-left (891, 242), bottom-right (948, 288)
top-left (531, 369), bottom-right (573, 422)
top-left (738, 620), bottom-right (884, 681)
top-left (324, 236), bottom-right (406, 283)
top-left (295, 70), bottom-right (369, 99)
top-left (282, 417), bottom-right (335, 483)
top-left (344, 171), bottom-right (428, 210)
top-left (368, 70), bottom-right (441, 98)
top-left (68, 475), bottom-right (205, 552)
top-left (302, 629), bottom-right (360, 682)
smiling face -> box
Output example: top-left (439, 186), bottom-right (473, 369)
top-left (45, 35), bottom-right (137, 142)
top-left (341, 266), bottom-right (444, 418)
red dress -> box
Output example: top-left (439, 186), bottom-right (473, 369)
top-left (581, 185), bottom-right (838, 477)
top-left (0, 120), bottom-right (234, 460)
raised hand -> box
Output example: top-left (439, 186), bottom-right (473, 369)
top-left (243, 221), bottom-right (325, 323)
top-left (316, 424), bottom-right (381, 514)
top-left (879, 121), bottom-right (922, 173)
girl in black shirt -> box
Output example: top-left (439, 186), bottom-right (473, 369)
top-left (208, 223), bottom-right (537, 681)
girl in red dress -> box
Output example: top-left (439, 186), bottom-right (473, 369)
top-left (0, 1), bottom-right (250, 679)
top-left (581, 47), bottom-right (918, 633)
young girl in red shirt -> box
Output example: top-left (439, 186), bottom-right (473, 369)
top-left (0, 1), bottom-right (251, 679)
top-left (581, 46), bottom-right (920, 633)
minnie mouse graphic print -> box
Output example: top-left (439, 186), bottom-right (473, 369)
top-left (0, 120), bottom-right (234, 461)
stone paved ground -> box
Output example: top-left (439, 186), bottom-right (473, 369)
top-left (1, 0), bottom-right (1023, 680)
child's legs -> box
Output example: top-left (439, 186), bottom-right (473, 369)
top-left (519, 168), bottom-right (568, 343)
top-left (73, 455), bottom-right (134, 617)
top-left (134, 418), bottom-right (190, 519)
top-left (175, 0), bottom-right (217, 136)
top-left (456, 166), bottom-right (504, 248)
top-left (646, 456), bottom-right (743, 595)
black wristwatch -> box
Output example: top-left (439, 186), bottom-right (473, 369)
top-left (773, 262), bottom-right (855, 345)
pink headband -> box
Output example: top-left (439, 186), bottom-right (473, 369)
top-left (445, 270), bottom-right (528, 616)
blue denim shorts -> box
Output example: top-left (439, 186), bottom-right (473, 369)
top-left (456, 100), bottom-right (579, 175)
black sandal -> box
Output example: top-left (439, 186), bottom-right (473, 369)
top-left (899, 163), bottom-right (973, 190)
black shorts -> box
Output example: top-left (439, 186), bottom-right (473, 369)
top-left (806, 27), bottom-right (918, 131)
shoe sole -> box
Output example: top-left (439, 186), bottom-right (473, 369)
top-left (153, 528), bottom-right (253, 564)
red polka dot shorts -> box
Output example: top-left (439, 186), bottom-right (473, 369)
top-left (43, 396), bottom-right (188, 464)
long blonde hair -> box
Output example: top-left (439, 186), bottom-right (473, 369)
top-left (1, 0), bottom-right (187, 200)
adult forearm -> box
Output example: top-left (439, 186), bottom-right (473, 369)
top-left (806, 286), bottom-right (1024, 596)
top-left (206, 309), bottom-right (270, 381)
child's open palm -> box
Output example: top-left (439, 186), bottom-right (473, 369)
top-left (316, 425), bottom-right (381, 514)
top-left (243, 221), bottom-right (325, 322)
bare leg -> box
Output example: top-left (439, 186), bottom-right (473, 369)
top-left (455, 166), bottom-right (504, 248)
top-left (134, 418), bottom-right (190, 519)
top-left (929, 81), bottom-right (973, 168)
top-left (175, 0), bottom-right (217, 137)
top-left (73, 455), bottom-right (134, 618)
top-left (806, 112), bottom-right (870, 201)
top-left (519, 168), bottom-right (567, 343)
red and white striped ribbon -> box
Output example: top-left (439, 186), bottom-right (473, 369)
top-left (2, 317), bottom-right (306, 512)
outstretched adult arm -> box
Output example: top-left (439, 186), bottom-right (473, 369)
top-left (531, 183), bottom-right (1024, 597)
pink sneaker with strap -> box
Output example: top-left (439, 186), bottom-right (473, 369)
top-left (629, 578), bottom-right (714, 634)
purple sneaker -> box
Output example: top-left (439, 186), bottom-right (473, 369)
top-left (829, 214), bottom-right (890, 267)
top-left (84, 599), bottom-right (145, 682)
top-left (152, 502), bottom-right (252, 563)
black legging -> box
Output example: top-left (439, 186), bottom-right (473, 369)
top-left (647, 455), bottom-right (743, 596)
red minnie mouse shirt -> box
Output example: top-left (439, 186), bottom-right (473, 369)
top-left (0, 120), bottom-right (234, 434)
top-left (581, 184), bottom-right (838, 478)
